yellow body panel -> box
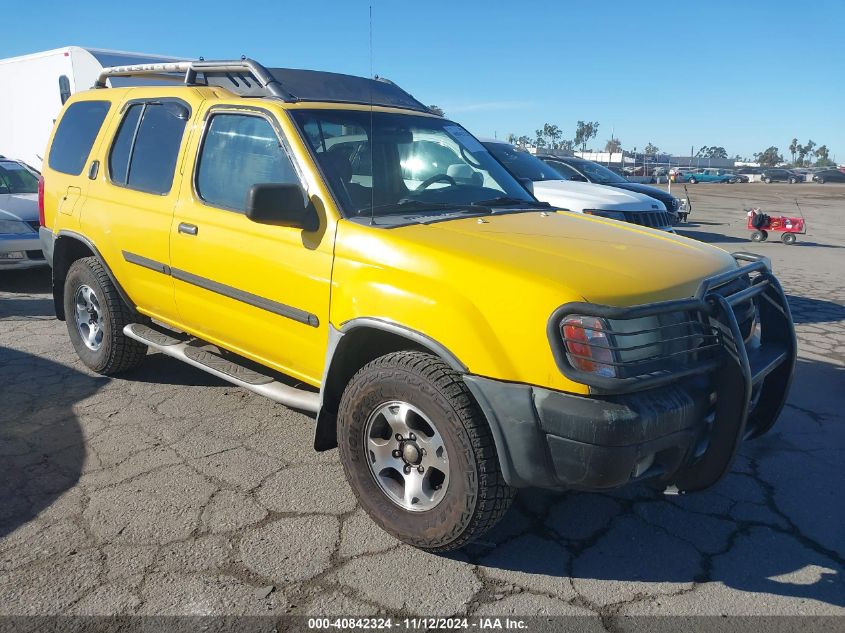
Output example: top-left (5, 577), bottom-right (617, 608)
top-left (43, 87), bottom-right (738, 396)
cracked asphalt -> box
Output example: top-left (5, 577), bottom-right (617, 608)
top-left (1, 183), bottom-right (843, 625)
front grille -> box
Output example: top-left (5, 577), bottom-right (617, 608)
top-left (625, 210), bottom-right (672, 229)
top-left (547, 256), bottom-right (775, 393)
top-left (26, 221), bottom-right (40, 233)
top-left (25, 250), bottom-right (45, 260)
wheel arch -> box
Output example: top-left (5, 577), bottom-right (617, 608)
top-left (314, 318), bottom-right (467, 451)
top-left (52, 231), bottom-right (133, 321)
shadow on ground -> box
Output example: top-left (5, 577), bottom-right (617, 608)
top-left (472, 358), bottom-right (845, 609)
top-left (676, 229), bottom-right (752, 244)
top-left (0, 347), bottom-right (105, 538)
top-left (786, 295), bottom-right (845, 324)
top-left (123, 352), bottom-right (228, 388)
top-left (0, 267), bottom-right (51, 293)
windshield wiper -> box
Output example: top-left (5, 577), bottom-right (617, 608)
top-left (470, 196), bottom-right (551, 210)
top-left (362, 200), bottom-right (490, 217)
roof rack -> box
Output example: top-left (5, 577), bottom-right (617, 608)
top-left (94, 58), bottom-right (294, 100)
top-left (93, 58), bottom-right (433, 113)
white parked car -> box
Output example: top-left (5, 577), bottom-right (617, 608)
top-left (483, 141), bottom-right (673, 231)
top-left (0, 158), bottom-right (45, 269)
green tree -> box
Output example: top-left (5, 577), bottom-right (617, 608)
top-left (644, 142), bottom-right (659, 155)
top-left (605, 138), bottom-right (622, 154)
top-left (428, 105), bottom-right (445, 117)
top-left (814, 144), bottom-right (834, 166)
top-left (788, 138), bottom-right (799, 164)
top-left (754, 146), bottom-right (783, 167)
top-left (574, 121), bottom-right (600, 151)
top-left (696, 146), bottom-right (728, 159)
top-left (802, 140), bottom-right (816, 167)
top-left (533, 129), bottom-right (547, 148)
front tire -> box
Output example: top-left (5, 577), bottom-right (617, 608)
top-left (764, 177), bottom-right (773, 184)
top-left (782, 233), bottom-right (797, 245)
top-left (337, 351), bottom-right (514, 552)
top-left (788, 177), bottom-right (796, 184)
top-left (750, 230), bottom-right (767, 242)
top-left (817, 177), bottom-right (825, 184)
top-left (688, 177), bottom-right (698, 184)
top-left (64, 257), bottom-right (147, 375)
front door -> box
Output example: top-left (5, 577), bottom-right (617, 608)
top-left (170, 105), bottom-right (333, 386)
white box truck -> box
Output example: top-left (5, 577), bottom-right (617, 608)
top-left (0, 47), bottom-right (182, 169)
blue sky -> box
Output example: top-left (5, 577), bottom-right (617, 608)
top-left (6, 0), bottom-right (843, 161)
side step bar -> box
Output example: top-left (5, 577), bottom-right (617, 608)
top-left (123, 323), bottom-right (319, 413)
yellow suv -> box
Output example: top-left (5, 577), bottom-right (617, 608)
top-left (39, 59), bottom-right (796, 551)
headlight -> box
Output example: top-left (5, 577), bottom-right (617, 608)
top-left (560, 315), bottom-right (617, 377)
top-left (0, 220), bottom-right (33, 235)
top-left (582, 209), bottom-right (627, 221)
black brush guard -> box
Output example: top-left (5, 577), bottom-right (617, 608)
top-left (546, 252), bottom-right (797, 491)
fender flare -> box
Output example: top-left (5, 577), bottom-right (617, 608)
top-left (52, 230), bottom-right (135, 320)
top-left (313, 318), bottom-right (467, 450)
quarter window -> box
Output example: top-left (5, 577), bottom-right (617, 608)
top-left (196, 114), bottom-right (299, 213)
top-left (107, 101), bottom-right (189, 194)
top-left (48, 100), bottom-right (111, 176)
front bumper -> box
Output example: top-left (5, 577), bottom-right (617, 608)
top-left (465, 253), bottom-right (797, 492)
top-left (0, 233), bottom-right (47, 269)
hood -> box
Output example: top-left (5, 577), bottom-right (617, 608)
top-left (393, 210), bottom-right (736, 305)
top-left (611, 182), bottom-right (674, 204)
top-left (531, 180), bottom-right (665, 212)
top-left (0, 193), bottom-right (38, 222)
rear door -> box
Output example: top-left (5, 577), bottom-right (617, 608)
top-left (80, 90), bottom-right (200, 322)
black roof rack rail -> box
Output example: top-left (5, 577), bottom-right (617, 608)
top-left (93, 58), bottom-right (433, 113)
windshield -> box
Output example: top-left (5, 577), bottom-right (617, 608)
top-left (291, 110), bottom-right (538, 219)
top-left (483, 143), bottom-right (564, 182)
top-left (566, 160), bottom-right (627, 184)
top-left (0, 161), bottom-right (39, 194)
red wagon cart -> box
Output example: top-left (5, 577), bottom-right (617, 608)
top-left (746, 207), bottom-right (807, 245)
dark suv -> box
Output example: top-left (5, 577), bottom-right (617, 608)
top-left (537, 155), bottom-right (682, 224)
top-left (760, 168), bottom-right (802, 184)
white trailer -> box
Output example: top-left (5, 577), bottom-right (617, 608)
top-left (0, 46), bottom-right (183, 169)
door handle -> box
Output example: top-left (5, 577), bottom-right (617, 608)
top-left (178, 222), bottom-right (198, 236)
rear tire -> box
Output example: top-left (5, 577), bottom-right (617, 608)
top-left (817, 177), bottom-right (825, 184)
top-left (781, 233), bottom-right (797, 245)
top-left (688, 177), bottom-right (697, 184)
top-left (64, 257), bottom-right (147, 375)
top-left (764, 177), bottom-right (773, 184)
top-left (788, 177), bottom-right (796, 184)
top-left (337, 351), bottom-right (514, 552)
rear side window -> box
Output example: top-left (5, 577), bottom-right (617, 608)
top-left (196, 113), bottom-right (299, 212)
top-left (48, 101), bottom-right (111, 175)
top-left (108, 101), bottom-right (189, 195)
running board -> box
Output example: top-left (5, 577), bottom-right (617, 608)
top-left (123, 323), bottom-right (319, 413)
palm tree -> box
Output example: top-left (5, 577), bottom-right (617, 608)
top-left (789, 138), bottom-right (799, 165)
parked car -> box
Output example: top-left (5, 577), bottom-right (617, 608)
top-left (483, 142), bottom-right (674, 231)
top-left (685, 168), bottom-right (733, 184)
top-left (41, 58), bottom-right (796, 552)
top-left (812, 169), bottom-right (845, 184)
top-left (760, 168), bottom-right (802, 184)
top-left (535, 154), bottom-right (682, 224)
top-left (723, 171), bottom-right (750, 183)
top-left (0, 157), bottom-right (46, 269)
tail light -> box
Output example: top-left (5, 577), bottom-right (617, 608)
top-left (38, 176), bottom-right (46, 228)
top-left (561, 316), bottom-right (617, 377)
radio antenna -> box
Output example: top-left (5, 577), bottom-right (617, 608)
top-left (368, 5), bottom-right (376, 226)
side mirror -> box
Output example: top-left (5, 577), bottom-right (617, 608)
top-left (518, 177), bottom-right (534, 194)
top-left (246, 183), bottom-right (318, 231)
